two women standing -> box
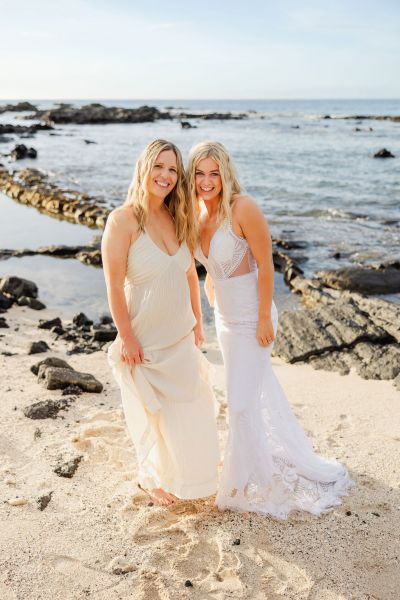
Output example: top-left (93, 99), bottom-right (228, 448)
top-left (102, 138), bottom-right (353, 516)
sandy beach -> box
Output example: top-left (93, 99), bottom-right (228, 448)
top-left (2, 0), bottom-right (400, 595)
top-left (1, 303), bottom-right (399, 600)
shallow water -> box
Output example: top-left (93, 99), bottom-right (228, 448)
top-left (1, 98), bottom-right (399, 318)
top-left (1, 98), bottom-right (399, 276)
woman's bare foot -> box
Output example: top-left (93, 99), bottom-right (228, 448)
top-left (138, 484), bottom-right (177, 506)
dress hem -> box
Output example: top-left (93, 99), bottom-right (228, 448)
top-left (139, 476), bottom-right (218, 500)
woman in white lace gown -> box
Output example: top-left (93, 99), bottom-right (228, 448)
top-left (188, 141), bottom-right (353, 518)
top-left (102, 140), bottom-right (219, 506)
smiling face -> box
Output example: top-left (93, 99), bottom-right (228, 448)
top-left (195, 157), bottom-right (222, 203)
top-left (147, 149), bottom-right (178, 199)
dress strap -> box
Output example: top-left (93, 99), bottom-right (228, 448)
top-left (228, 218), bottom-right (247, 244)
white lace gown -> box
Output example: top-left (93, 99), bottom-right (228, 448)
top-left (196, 223), bottom-right (353, 518)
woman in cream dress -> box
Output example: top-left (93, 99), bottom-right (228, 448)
top-left (188, 141), bottom-right (353, 518)
top-left (102, 140), bottom-right (219, 506)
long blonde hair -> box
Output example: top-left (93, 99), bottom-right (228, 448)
top-left (187, 141), bottom-right (242, 225)
top-left (125, 139), bottom-right (198, 251)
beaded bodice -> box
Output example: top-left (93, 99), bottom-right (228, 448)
top-left (195, 221), bottom-right (257, 280)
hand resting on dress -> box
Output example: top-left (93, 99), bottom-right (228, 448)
top-left (256, 316), bottom-right (275, 347)
top-left (121, 334), bottom-right (144, 365)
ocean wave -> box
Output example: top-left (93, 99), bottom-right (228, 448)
top-left (279, 208), bottom-right (370, 221)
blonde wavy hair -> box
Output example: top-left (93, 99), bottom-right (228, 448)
top-left (124, 139), bottom-right (198, 252)
top-left (187, 141), bottom-right (242, 225)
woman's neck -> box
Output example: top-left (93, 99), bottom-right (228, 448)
top-left (148, 194), bottom-right (167, 216)
top-left (201, 197), bottom-right (221, 221)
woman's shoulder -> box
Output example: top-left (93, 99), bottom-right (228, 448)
top-left (106, 205), bottom-right (140, 237)
top-left (231, 193), bottom-right (257, 211)
top-left (105, 205), bottom-right (139, 245)
top-left (231, 194), bottom-right (265, 221)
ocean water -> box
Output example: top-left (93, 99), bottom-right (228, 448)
top-left (1, 99), bottom-right (399, 317)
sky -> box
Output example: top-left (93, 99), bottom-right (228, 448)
top-left (1, 0), bottom-right (399, 99)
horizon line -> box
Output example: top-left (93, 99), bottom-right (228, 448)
top-left (1, 97), bottom-right (400, 102)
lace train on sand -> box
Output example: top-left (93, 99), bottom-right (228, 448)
top-left (217, 378), bottom-right (353, 518)
top-left (214, 309), bottom-right (353, 519)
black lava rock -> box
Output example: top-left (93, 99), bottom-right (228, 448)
top-left (38, 317), bottom-right (62, 330)
top-left (53, 455), bottom-right (82, 478)
top-left (374, 148), bottom-right (395, 158)
top-left (28, 340), bottom-right (50, 354)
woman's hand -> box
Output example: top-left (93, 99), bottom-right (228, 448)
top-left (193, 320), bottom-right (205, 347)
top-left (256, 316), bottom-right (275, 347)
top-left (121, 335), bottom-right (144, 365)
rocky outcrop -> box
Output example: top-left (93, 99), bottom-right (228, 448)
top-left (0, 167), bottom-right (110, 229)
top-left (0, 275), bottom-right (38, 299)
top-left (374, 148), bottom-right (395, 158)
top-left (37, 364), bottom-right (103, 392)
top-left (10, 144), bottom-right (37, 160)
top-left (31, 104), bottom-right (169, 125)
top-left (176, 111), bottom-right (247, 121)
top-left (272, 249), bottom-right (304, 286)
top-left (325, 115), bottom-right (400, 123)
top-left (0, 102), bottom-right (37, 113)
top-left (273, 276), bottom-right (400, 385)
top-left (0, 241), bottom-right (103, 267)
top-left (0, 275), bottom-right (46, 311)
top-left (18, 103), bottom-right (249, 125)
top-left (30, 355), bottom-right (102, 393)
top-left (0, 124), bottom-right (53, 135)
top-left (23, 398), bottom-right (72, 419)
top-left (30, 356), bottom-right (73, 375)
top-left (315, 262), bottom-right (400, 294)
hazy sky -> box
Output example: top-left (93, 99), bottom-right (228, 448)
top-left (1, 0), bottom-right (399, 99)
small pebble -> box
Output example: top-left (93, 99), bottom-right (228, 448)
top-left (345, 511), bottom-right (352, 516)
top-left (372, 512), bottom-right (380, 517)
top-left (233, 538), bottom-right (241, 545)
top-left (184, 580), bottom-right (193, 587)
top-left (8, 497), bottom-right (28, 506)
top-left (109, 556), bottom-right (136, 575)
top-left (37, 491), bottom-right (53, 511)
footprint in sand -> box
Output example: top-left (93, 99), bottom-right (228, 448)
top-left (45, 554), bottom-right (115, 589)
top-left (259, 552), bottom-right (311, 597)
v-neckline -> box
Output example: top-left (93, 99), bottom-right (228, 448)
top-left (200, 226), bottom-right (221, 260)
top-left (144, 229), bottom-right (182, 258)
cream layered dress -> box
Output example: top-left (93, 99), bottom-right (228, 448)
top-left (108, 231), bottom-right (219, 499)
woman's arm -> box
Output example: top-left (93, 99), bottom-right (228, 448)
top-left (234, 196), bottom-right (275, 346)
top-left (204, 273), bottom-right (215, 307)
top-left (186, 258), bottom-right (204, 346)
top-left (101, 209), bottom-right (144, 364)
